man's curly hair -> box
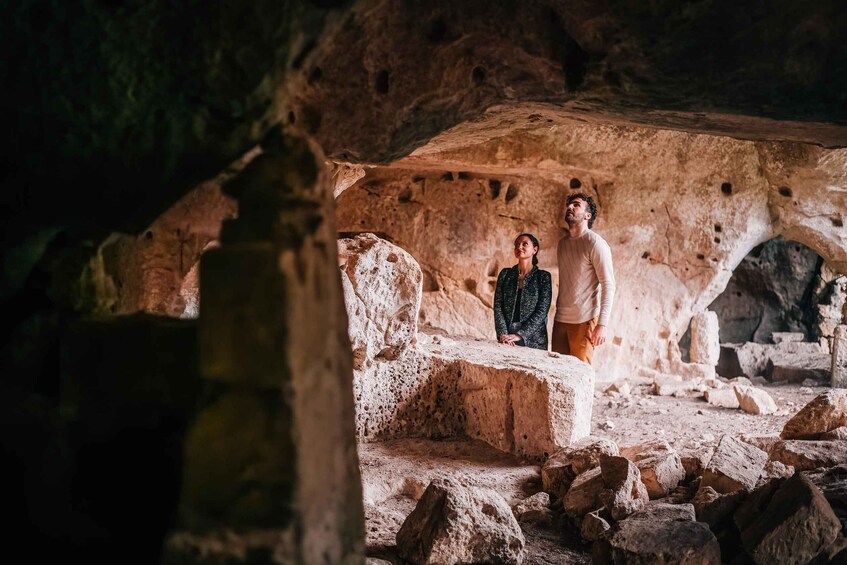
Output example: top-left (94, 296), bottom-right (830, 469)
top-left (567, 192), bottom-right (597, 229)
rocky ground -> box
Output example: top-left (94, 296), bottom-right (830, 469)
top-left (361, 379), bottom-right (828, 564)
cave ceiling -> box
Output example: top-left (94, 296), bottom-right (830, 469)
top-left (3, 0), bottom-right (846, 238)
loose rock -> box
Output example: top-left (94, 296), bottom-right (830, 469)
top-left (581, 509), bottom-right (611, 542)
top-left (542, 437), bottom-right (619, 499)
top-left (701, 435), bottom-right (768, 494)
top-left (705, 388), bottom-right (739, 409)
top-left (733, 385), bottom-right (777, 415)
top-left (396, 478), bottom-right (525, 565)
top-left (782, 390), bottom-right (847, 440)
top-left (563, 467), bottom-right (605, 521)
top-left (599, 455), bottom-right (649, 520)
top-left (512, 492), bottom-right (551, 525)
top-left (769, 440), bottom-right (847, 471)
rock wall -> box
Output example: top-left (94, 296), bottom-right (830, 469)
top-left (336, 122), bottom-right (847, 381)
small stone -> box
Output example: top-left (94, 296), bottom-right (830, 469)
top-left (542, 437), bottom-right (619, 499)
top-left (564, 467), bottom-right (605, 521)
top-left (705, 388), bottom-right (739, 409)
top-left (782, 390), bottom-right (847, 440)
top-left (769, 440), bottom-right (847, 471)
top-left (581, 509), bottom-right (611, 542)
top-left (599, 455), bottom-right (649, 520)
top-left (512, 492), bottom-right (552, 525)
top-left (733, 385), bottom-right (777, 415)
top-left (701, 435), bottom-right (768, 494)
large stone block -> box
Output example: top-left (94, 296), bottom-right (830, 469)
top-left (354, 335), bottom-right (594, 460)
top-left (457, 343), bottom-right (593, 459)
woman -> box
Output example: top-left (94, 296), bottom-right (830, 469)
top-left (493, 233), bottom-right (552, 350)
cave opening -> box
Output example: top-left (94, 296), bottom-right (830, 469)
top-left (679, 235), bottom-right (846, 382)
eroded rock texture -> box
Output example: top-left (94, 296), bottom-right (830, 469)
top-left (336, 128), bottom-right (847, 380)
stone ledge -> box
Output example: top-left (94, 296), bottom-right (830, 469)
top-left (354, 334), bottom-right (594, 460)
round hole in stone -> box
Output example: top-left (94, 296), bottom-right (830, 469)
top-left (145, 231), bottom-right (153, 240)
top-left (696, 253), bottom-right (705, 260)
top-left (778, 186), bottom-right (793, 197)
top-left (570, 178), bottom-right (581, 189)
top-left (642, 251), bottom-right (650, 259)
top-left (721, 182), bottom-right (733, 195)
top-left (472, 66), bottom-right (486, 85)
top-left (714, 224), bottom-right (722, 232)
top-left (505, 184), bottom-right (519, 202)
top-left (488, 179), bottom-right (501, 199)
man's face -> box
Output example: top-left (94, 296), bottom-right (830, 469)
top-left (565, 198), bottom-right (591, 225)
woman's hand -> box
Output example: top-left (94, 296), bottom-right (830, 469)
top-left (499, 333), bottom-right (521, 346)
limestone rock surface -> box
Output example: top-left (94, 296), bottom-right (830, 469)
top-left (593, 503), bottom-right (720, 564)
top-left (738, 473), bottom-right (841, 564)
top-left (542, 437), bottom-right (619, 499)
top-left (354, 333), bottom-right (594, 462)
top-left (396, 478), bottom-right (525, 565)
top-left (701, 435), bottom-right (768, 494)
top-left (782, 390), bottom-right (847, 440)
top-left (690, 311), bottom-right (720, 366)
top-left (339, 233), bottom-right (422, 370)
top-left (599, 455), bottom-right (649, 520)
top-left (770, 440), bottom-right (847, 471)
top-left (733, 385), bottom-right (777, 415)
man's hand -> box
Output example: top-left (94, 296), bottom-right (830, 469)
top-left (590, 324), bottom-right (607, 346)
top-left (499, 333), bottom-right (521, 346)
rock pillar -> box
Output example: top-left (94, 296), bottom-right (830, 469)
top-left (166, 133), bottom-right (364, 563)
top-left (833, 326), bottom-right (847, 389)
top-left (690, 311), bottom-right (720, 366)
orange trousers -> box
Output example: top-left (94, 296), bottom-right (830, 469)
top-left (551, 317), bottom-right (598, 364)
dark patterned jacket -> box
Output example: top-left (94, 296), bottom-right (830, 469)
top-left (493, 265), bottom-right (552, 350)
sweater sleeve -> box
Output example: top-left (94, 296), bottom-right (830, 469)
top-left (493, 268), bottom-right (509, 337)
top-left (517, 271), bottom-right (552, 341)
top-left (592, 239), bottom-right (616, 326)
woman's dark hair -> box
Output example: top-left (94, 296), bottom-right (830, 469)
top-left (516, 233), bottom-right (540, 266)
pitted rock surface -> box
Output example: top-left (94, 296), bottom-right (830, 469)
top-left (354, 334), bottom-right (594, 460)
top-left (339, 233), bottom-right (422, 370)
top-left (396, 478), bottom-right (525, 565)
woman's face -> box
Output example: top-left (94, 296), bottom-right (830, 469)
top-left (513, 235), bottom-right (538, 261)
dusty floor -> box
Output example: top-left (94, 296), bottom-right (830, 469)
top-left (360, 379), bottom-right (826, 564)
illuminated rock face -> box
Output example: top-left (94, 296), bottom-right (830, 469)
top-left (336, 126), bottom-right (847, 381)
top-left (341, 234), bottom-right (593, 458)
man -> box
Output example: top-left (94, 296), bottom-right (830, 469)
top-left (552, 193), bottom-right (615, 364)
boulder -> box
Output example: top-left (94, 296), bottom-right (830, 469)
top-left (705, 388), bottom-right (739, 409)
top-left (766, 354), bottom-right (831, 383)
top-left (701, 435), bottom-right (768, 494)
top-left (542, 437), bottom-right (618, 498)
top-left (738, 474), bottom-right (841, 564)
top-left (593, 503), bottom-right (720, 564)
top-left (733, 385), bottom-right (777, 415)
top-left (769, 440), bottom-right (847, 471)
top-left (599, 455), bottom-right (649, 520)
top-left (821, 426), bottom-right (847, 440)
top-left (563, 467), bottom-right (605, 521)
top-left (511, 492), bottom-right (551, 525)
top-left (339, 234), bottom-right (422, 370)
top-left (690, 311), bottom-right (721, 366)
top-left (781, 390), bottom-right (847, 440)
top-left (396, 478), bottom-right (525, 565)
top-left (718, 341), bottom-right (825, 380)
top-left (692, 486), bottom-right (746, 530)
top-left (621, 441), bottom-right (686, 500)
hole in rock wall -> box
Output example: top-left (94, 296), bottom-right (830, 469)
top-left (679, 236), bottom-right (846, 365)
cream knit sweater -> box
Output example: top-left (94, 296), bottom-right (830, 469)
top-left (554, 230), bottom-right (616, 326)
